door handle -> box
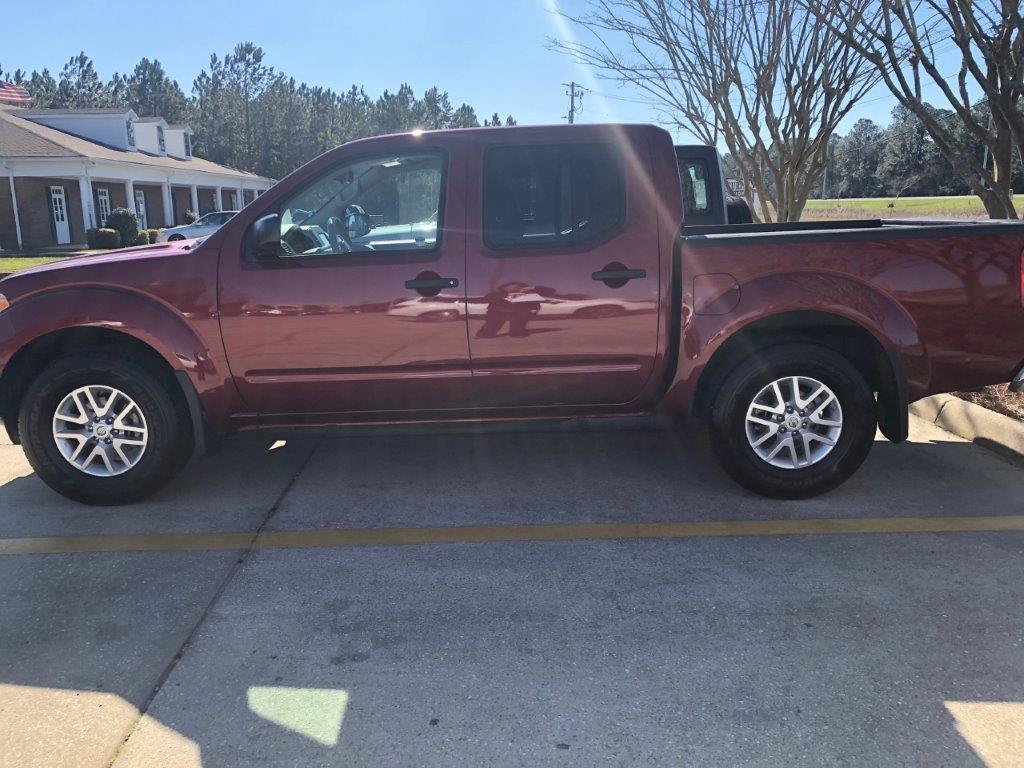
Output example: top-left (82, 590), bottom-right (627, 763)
top-left (406, 271), bottom-right (459, 297)
top-left (592, 263), bottom-right (646, 288)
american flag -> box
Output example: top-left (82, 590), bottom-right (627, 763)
top-left (0, 81), bottom-right (31, 106)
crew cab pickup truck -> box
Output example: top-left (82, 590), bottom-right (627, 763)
top-left (2, 123), bottom-right (1024, 505)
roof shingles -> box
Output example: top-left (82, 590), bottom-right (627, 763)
top-left (0, 108), bottom-right (269, 181)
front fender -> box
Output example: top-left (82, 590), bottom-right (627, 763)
top-left (0, 286), bottom-right (237, 432)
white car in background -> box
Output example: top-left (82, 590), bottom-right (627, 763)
top-left (157, 211), bottom-right (238, 242)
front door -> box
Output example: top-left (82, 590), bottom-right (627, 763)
top-left (49, 186), bottom-right (71, 244)
top-left (218, 146), bottom-right (472, 417)
top-left (464, 139), bottom-right (662, 407)
top-left (96, 188), bottom-right (111, 226)
top-left (134, 189), bottom-right (148, 229)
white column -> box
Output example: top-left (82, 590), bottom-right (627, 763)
top-left (125, 180), bottom-right (135, 217)
top-left (161, 181), bottom-right (174, 227)
top-left (214, 187), bottom-right (223, 211)
top-left (6, 168), bottom-right (23, 249)
top-left (236, 186), bottom-right (244, 210)
top-left (78, 175), bottom-right (95, 232)
top-left (189, 184), bottom-right (199, 215)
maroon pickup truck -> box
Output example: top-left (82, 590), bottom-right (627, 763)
top-left (2, 123), bottom-right (1024, 504)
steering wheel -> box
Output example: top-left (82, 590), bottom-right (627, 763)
top-left (344, 204), bottom-right (372, 239)
top-left (325, 216), bottom-right (353, 253)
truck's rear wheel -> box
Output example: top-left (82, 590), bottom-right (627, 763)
top-left (19, 354), bottom-right (191, 505)
top-left (709, 344), bottom-right (876, 499)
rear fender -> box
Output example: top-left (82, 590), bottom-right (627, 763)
top-left (664, 272), bottom-right (925, 440)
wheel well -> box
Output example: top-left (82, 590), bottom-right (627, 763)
top-left (0, 327), bottom-right (194, 445)
top-left (691, 311), bottom-right (908, 442)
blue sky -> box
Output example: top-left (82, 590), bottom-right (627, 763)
top-left (4, 0), bottom-right (956, 142)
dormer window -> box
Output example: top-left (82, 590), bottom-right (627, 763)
top-left (183, 132), bottom-right (192, 158)
top-left (126, 119), bottom-right (136, 147)
top-left (157, 125), bottom-right (166, 153)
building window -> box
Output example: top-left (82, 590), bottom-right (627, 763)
top-left (96, 188), bottom-right (111, 225)
top-left (126, 120), bottom-right (136, 147)
top-left (157, 125), bottom-right (166, 153)
top-left (183, 132), bottom-right (192, 157)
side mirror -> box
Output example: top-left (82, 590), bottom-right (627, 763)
top-left (251, 213), bottom-right (281, 261)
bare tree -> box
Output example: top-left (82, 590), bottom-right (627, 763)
top-left (551, 0), bottom-right (877, 221)
top-left (804, 0), bottom-right (1024, 219)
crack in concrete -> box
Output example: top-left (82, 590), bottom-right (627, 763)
top-left (103, 433), bottom-right (325, 768)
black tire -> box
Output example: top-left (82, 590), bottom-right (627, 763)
top-left (167, 234), bottom-right (185, 241)
top-left (18, 354), bottom-right (192, 505)
top-left (709, 343), bottom-right (876, 499)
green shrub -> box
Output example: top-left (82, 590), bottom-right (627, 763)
top-left (147, 228), bottom-right (162, 243)
top-left (86, 228), bottom-right (100, 249)
top-left (134, 231), bottom-right (151, 246)
top-left (94, 228), bottom-right (121, 249)
top-left (183, 210), bottom-right (199, 224)
top-left (104, 208), bottom-right (139, 249)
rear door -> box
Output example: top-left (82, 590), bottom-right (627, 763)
top-left (464, 133), bottom-right (662, 407)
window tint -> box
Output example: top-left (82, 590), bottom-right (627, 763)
top-left (483, 143), bottom-right (625, 249)
top-left (278, 152), bottom-right (444, 257)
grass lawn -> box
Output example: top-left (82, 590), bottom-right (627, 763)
top-left (803, 194), bottom-right (1024, 221)
top-left (0, 256), bottom-right (68, 273)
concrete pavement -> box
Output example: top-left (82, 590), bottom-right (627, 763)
top-left (0, 418), bottom-right (1022, 766)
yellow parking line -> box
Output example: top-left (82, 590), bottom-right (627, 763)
top-left (2, 515), bottom-right (1024, 556)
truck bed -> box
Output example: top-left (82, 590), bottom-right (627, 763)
top-left (682, 218), bottom-right (1024, 243)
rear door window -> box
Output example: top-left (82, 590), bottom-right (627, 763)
top-left (483, 143), bottom-right (625, 250)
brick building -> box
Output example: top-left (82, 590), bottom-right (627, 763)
top-left (0, 105), bottom-right (272, 250)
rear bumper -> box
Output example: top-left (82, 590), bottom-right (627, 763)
top-left (1011, 365), bottom-right (1024, 393)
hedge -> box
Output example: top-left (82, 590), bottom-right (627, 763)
top-left (90, 228), bottom-right (121, 249)
top-left (104, 208), bottom-right (140, 249)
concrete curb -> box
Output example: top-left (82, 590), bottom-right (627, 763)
top-left (910, 393), bottom-right (1024, 462)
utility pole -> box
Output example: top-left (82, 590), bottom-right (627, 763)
top-left (563, 82), bottom-right (585, 124)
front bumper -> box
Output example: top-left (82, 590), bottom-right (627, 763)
top-left (1011, 365), bottom-right (1024, 393)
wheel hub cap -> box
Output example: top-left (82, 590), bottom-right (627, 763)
top-left (52, 385), bottom-right (149, 477)
top-left (744, 376), bottom-right (843, 470)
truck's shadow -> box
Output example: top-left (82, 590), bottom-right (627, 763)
top-left (0, 427), bottom-right (1019, 765)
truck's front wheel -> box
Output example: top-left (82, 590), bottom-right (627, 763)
top-left (709, 344), bottom-right (876, 499)
top-left (18, 354), bottom-right (191, 505)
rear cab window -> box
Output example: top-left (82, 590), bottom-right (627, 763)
top-left (483, 143), bottom-right (626, 250)
top-left (682, 159), bottom-right (711, 216)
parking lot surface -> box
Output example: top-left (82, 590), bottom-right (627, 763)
top-left (1, 417), bottom-right (1023, 767)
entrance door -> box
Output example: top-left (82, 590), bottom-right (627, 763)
top-left (218, 146), bottom-right (472, 416)
top-left (49, 186), bottom-right (71, 244)
top-left (464, 139), bottom-right (662, 407)
top-left (134, 189), bottom-right (148, 229)
top-left (96, 188), bottom-right (111, 226)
